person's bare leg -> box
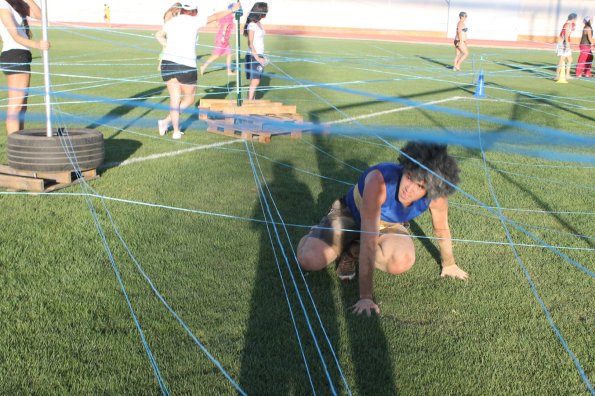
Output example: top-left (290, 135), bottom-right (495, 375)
top-left (179, 83), bottom-right (196, 111)
top-left (457, 43), bottom-right (469, 70)
top-left (5, 73), bottom-right (30, 134)
top-left (166, 79), bottom-right (182, 132)
top-left (556, 56), bottom-right (566, 79)
top-left (200, 54), bottom-right (219, 75)
top-left (374, 233), bottom-right (416, 275)
top-left (248, 78), bottom-right (260, 101)
top-left (453, 47), bottom-right (462, 71)
top-left (226, 53), bottom-right (234, 74)
top-left (176, 83), bottom-right (197, 135)
top-left (297, 235), bottom-right (338, 271)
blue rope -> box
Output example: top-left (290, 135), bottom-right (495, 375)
top-left (245, 141), bottom-right (317, 395)
top-left (245, 141), bottom-right (338, 395)
top-left (51, 105), bottom-right (171, 395)
top-left (249, 142), bottom-right (353, 395)
top-left (100, 201), bottom-right (247, 395)
top-left (48, 117), bottom-right (244, 393)
top-left (472, 90), bottom-right (594, 395)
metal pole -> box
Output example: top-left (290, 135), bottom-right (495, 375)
top-left (234, 3), bottom-right (242, 106)
top-left (41, 0), bottom-right (52, 136)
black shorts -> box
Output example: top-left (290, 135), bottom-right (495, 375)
top-left (245, 53), bottom-right (264, 80)
top-left (0, 49), bottom-right (32, 75)
top-left (307, 197), bottom-right (410, 256)
top-left (160, 60), bottom-right (197, 85)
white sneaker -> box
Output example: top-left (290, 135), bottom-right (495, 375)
top-left (158, 119), bottom-right (168, 136)
top-left (172, 131), bottom-right (182, 140)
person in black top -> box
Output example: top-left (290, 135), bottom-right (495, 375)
top-left (575, 16), bottom-right (593, 78)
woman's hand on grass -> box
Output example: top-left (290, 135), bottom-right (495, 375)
top-left (441, 264), bottom-right (469, 280)
top-left (351, 298), bottom-right (380, 317)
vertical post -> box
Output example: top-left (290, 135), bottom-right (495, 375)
top-left (41, 0), bottom-right (52, 136)
top-left (445, 0), bottom-right (451, 37)
top-left (234, 3), bottom-right (242, 106)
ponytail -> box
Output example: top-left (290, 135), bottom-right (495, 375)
top-left (243, 2), bottom-right (268, 37)
top-left (6, 0), bottom-right (31, 39)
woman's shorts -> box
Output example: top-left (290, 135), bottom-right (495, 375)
top-left (213, 41), bottom-right (231, 56)
top-left (245, 53), bottom-right (264, 80)
top-left (0, 49), bottom-right (32, 75)
top-left (160, 60), bottom-right (197, 85)
top-left (556, 43), bottom-right (572, 57)
top-left (306, 198), bottom-right (410, 256)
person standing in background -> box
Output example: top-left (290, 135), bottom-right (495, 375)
top-left (103, 4), bottom-right (110, 27)
top-left (0, 0), bottom-right (50, 135)
top-left (575, 16), bottom-right (593, 78)
top-left (453, 11), bottom-right (469, 71)
top-left (244, 2), bottom-right (268, 101)
top-left (155, 1), bottom-right (241, 139)
top-left (200, 3), bottom-right (236, 76)
top-left (556, 13), bottom-right (577, 81)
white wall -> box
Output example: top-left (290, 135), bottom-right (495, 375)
top-left (518, 0), bottom-right (594, 38)
top-left (45, 0), bottom-right (595, 41)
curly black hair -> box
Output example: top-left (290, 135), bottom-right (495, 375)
top-left (398, 142), bottom-right (460, 200)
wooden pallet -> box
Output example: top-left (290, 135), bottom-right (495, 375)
top-left (198, 99), bottom-right (306, 143)
top-left (0, 164), bottom-right (99, 192)
top-left (206, 119), bottom-right (303, 143)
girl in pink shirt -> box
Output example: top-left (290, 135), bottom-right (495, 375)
top-left (200, 4), bottom-right (235, 76)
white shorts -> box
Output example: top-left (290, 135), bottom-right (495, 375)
top-left (556, 44), bottom-right (572, 58)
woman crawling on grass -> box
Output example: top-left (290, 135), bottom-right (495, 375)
top-left (297, 142), bottom-right (468, 317)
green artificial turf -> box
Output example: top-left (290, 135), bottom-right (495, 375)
top-left (0, 27), bottom-right (593, 395)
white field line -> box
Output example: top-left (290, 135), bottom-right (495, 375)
top-left (327, 96), bottom-right (465, 125)
top-left (101, 139), bottom-right (241, 169)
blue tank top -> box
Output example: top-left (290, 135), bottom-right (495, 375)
top-left (344, 163), bottom-right (430, 225)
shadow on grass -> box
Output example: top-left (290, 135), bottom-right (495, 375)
top-left (306, 84), bottom-right (474, 128)
top-left (86, 86), bottom-right (167, 139)
top-left (409, 220), bottom-right (443, 274)
top-left (488, 81), bottom-right (595, 124)
top-left (417, 55), bottom-right (454, 70)
top-left (99, 139), bottom-right (142, 171)
top-left (239, 160), bottom-right (342, 394)
top-left (310, 134), bottom-right (399, 395)
top-left (490, 164), bottom-right (595, 249)
top-left (492, 60), bottom-right (553, 78)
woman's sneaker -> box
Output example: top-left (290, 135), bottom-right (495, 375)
top-left (158, 119), bottom-right (168, 136)
top-left (336, 241), bottom-right (359, 281)
top-left (172, 130), bottom-right (182, 140)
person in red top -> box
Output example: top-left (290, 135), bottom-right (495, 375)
top-left (556, 13), bottom-right (577, 81)
top-left (200, 3), bottom-right (236, 76)
top-left (575, 16), bottom-right (593, 78)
